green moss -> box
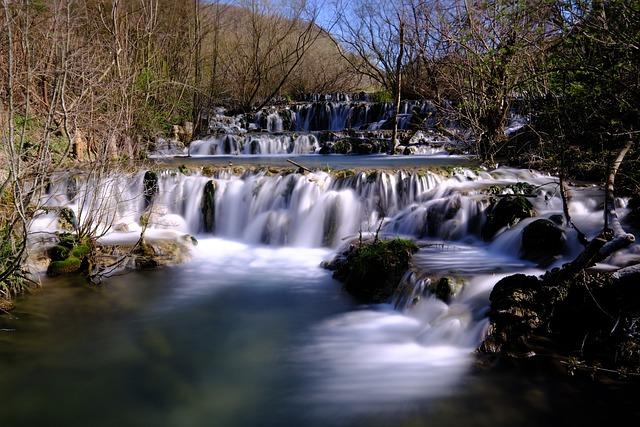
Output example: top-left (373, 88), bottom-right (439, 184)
top-left (202, 166), bottom-right (215, 177)
top-left (370, 90), bottom-right (393, 103)
top-left (70, 243), bottom-right (91, 259)
top-left (333, 238), bottom-right (419, 303)
top-left (332, 139), bottom-right (352, 154)
top-left (47, 256), bottom-right (81, 276)
top-left (332, 169), bottom-right (356, 180)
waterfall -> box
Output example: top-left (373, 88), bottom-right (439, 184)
top-left (251, 100), bottom-right (435, 132)
top-left (35, 167), bottom-right (617, 254)
top-left (188, 134), bottom-right (319, 155)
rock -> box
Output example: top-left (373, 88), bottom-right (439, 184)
top-left (521, 219), bottom-right (566, 264)
top-left (47, 256), bottom-right (82, 276)
top-left (66, 176), bottom-right (78, 202)
top-left (172, 123), bottom-right (193, 143)
top-left (57, 207), bottom-right (77, 231)
top-left (143, 171), bottom-right (159, 209)
top-left (327, 238), bottom-right (419, 303)
top-left (482, 195), bottom-right (535, 240)
top-left (201, 180), bottom-right (216, 233)
top-left (113, 223), bottom-right (130, 232)
top-left (47, 244), bottom-right (70, 261)
top-left (0, 298), bottom-right (15, 312)
top-left (548, 214), bottom-right (565, 226)
top-left (332, 139), bottom-right (352, 154)
top-left (480, 274), bottom-right (543, 354)
top-left (318, 145), bottom-right (331, 155)
top-left (430, 276), bottom-right (463, 303)
top-left (182, 122), bottom-right (194, 141)
top-left (354, 142), bottom-right (374, 154)
top-left (624, 195), bottom-right (640, 228)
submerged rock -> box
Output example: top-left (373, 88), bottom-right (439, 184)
top-left (430, 276), bottom-right (463, 303)
top-left (481, 269), bottom-right (640, 376)
top-left (46, 233), bottom-right (92, 277)
top-left (143, 171), bottom-right (159, 209)
top-left (0, 298), bottom-right (15, 312)
top-left (326, 238), bottom-right (418, 303)
top-left (521, 219), bottom-right (566, 264)
top-left (201, 180), bottom-right (216, 233)
top-left (482, 195), bottom-right (535, 240)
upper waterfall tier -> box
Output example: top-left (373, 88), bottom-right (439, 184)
top-left (253, 100), bottom-right (435, 133)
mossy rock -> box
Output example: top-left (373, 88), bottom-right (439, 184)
top-left (331, 238), bottom-right (419, 303)
top-left (70, 243), bottom-right (91, 259)
top-left (482, 195), bottom-right (535, 240)
top-left (332, 169), bottom-right (356, 180)
top-left (201, 180), bottom-right (216, 233)
top-left (48, 244), bottom-right (70, 261)
top-left (521, 219), bottom-right (565, 264)
top-left (485, 182), bottom-right (536, 196)
top-left (429, 277), bottom-right (463, 303)
top-left (47, 256), bottom-right (82, 276)
top-left (354, 142), bottom-right (375, 154)
top-left (332, 139), bottom-right (352, 154)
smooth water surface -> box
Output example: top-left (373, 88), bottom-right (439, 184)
top-left (1, 238), bottom-right (639, 427)
top-left (154, 153), bottom-right (474, 170)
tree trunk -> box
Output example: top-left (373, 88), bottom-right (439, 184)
top-left (192, 0), bottom-right (202, 134)
top-left (389, 19), bottom-right (404, 155)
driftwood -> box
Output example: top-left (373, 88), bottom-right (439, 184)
top-left (286, 158), bottom-right (312, 173)
top-left (601, 141), bottom-right (635, 258)
top-left (551, 141), bottom-right (636, 282)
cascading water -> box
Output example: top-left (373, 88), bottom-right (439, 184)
top-left (26, 163), bottom-right (638, 422)
top-left (187, 134), bottom-right (320, 155)
top-left (35, 166), bottom-right (618, 253)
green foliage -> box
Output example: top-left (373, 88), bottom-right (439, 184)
top-left (529, 0), bottom-right (640, 187)
top-left (46, 234), bottom-right (92, 277)
top-left (47, 257), bottom-right (82, 276)
top-left (332, 139), bottom-right (352, 154)
top-left (370, 90), bottom-right (393, 103)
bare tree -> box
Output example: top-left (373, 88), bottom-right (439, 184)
top-left (332, 0), bottom-right (409, 153)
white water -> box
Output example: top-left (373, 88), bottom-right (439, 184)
top-left (188, 134), bottom-right (320, 155)
top-left (31, 164), bottom-right (639, 413)
top-left (258, 100), bottom-right (433, 132)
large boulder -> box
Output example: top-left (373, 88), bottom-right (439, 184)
top-left (327, 238), bottom-right (419, 303)
top-left (521, 218), bottom-right (566, 264)
top-left (480, 273), bottom-right (543, 354)
top-left (201, 180), bottom-right (216, 233)
top-left (482, 195), bottom-right (535, 240)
